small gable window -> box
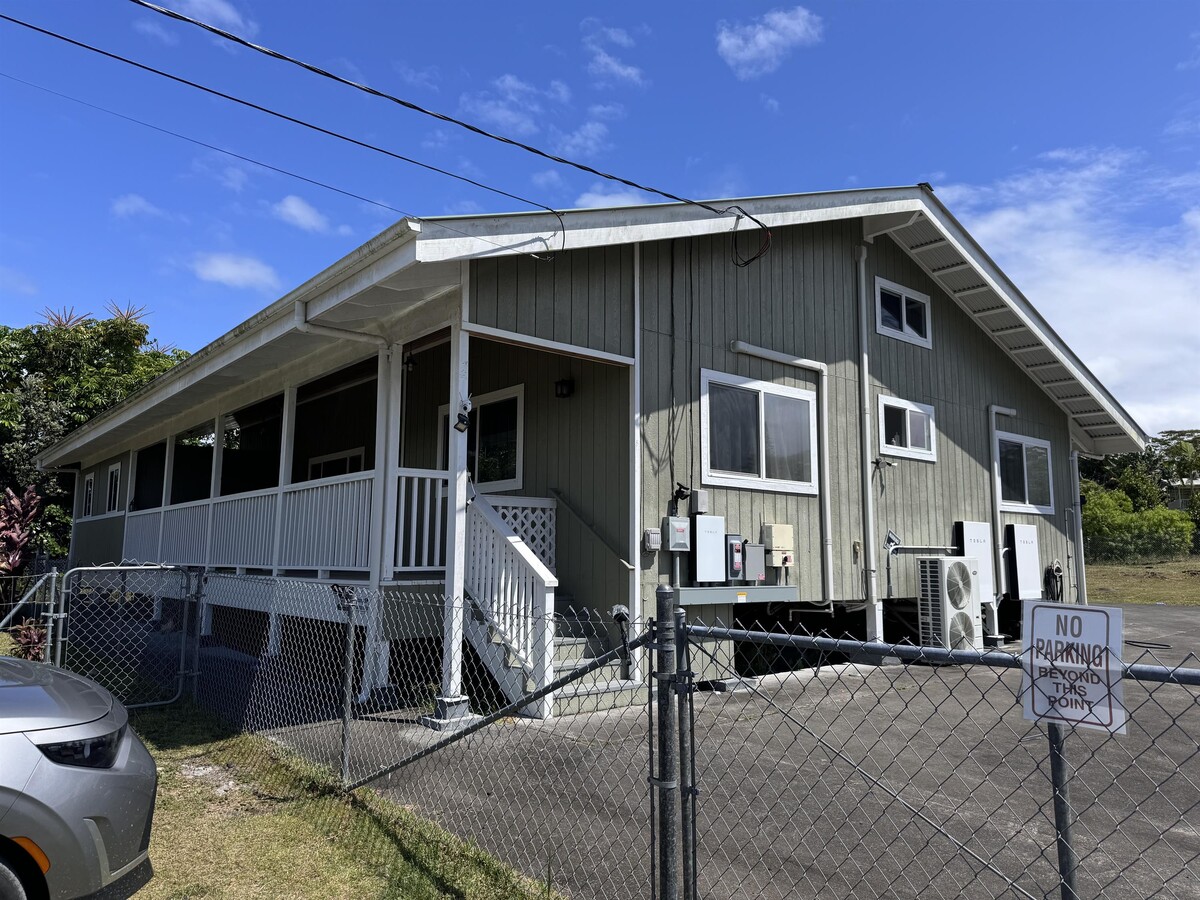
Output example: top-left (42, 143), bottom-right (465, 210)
top-left (879, 397), bottom-right (937, 462)
top-left (876, 277), bottom-right (931, 349)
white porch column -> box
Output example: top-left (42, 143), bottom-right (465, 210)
top-left (198, 414), bottom-right (223, 637)
top-left (266, 386), bottom-right (296, 654)
top-left (361, 346), bottom-right (394, 698)
top-left (427, 311), bottom-right (473, 728)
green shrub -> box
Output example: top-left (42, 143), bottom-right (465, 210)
top-left (1082, 480), bottom-right (1195, 562)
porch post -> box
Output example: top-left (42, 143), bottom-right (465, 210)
top-left (199, 414), bottom-right (223, 636)
top-left (267, 386), bottom-right (296, 655)
top-left (361, 346), bottom-right (394, 698)
top-left (428, 307), bottom-right (473, 727)
top-left (152, 435), bottom-right (174, 622)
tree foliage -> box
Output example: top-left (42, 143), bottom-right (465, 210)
top-left (1081, 479), bottom-right (1195, 562)
top-left (0, 305), bottom-right (188, 560)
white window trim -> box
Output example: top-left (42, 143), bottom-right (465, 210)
top-left (878, 396), bottom-right (937, 463)
top-left (875, 276), bottom-right (932, 349)
top-left (105, 463), bottom-right (122, 514)
top-left (82, 473), bottom-right (95, 518)
top-left (996, 430), bottom-right (1055, 515)
top-left (700, 369), bottom-right (819, 496)
top-left (438, 384), bottom-right (524, 494)
top-left (308, 447), bottom-right (366, 480)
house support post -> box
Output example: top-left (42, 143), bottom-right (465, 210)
top-left (360, 346), bottom-right (395, 701)
top-left (266, 386), bottom-right (296, 654)
top-left (425, 313), bottom-right (474, 729)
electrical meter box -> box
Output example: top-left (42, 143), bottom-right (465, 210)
top-left (692, 515), bottom-right (726, 583)
top-left (761, 523), bottom-right (795, 551)
top-left (663, 517), bottom-right (691, 552)
top-left (725, 534), bottom-right (744, 582)
top-left (743, 542), bottom-right (766, 583)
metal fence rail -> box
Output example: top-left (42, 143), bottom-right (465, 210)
top-left (8, 567), bottom-right (1198, 899)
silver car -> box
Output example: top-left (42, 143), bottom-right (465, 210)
top-left (0, 658), bottom-right (156, 900)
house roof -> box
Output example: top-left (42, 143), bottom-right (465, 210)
top-left (37, 184), bottom-right (1146, 468)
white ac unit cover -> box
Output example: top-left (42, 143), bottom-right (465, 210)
top-left (917, 556), bottom-right (983, 652)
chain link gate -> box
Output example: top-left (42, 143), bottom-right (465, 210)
top-left (52, 564), bottom-right (196, 708)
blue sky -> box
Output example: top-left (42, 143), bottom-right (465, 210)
top-left (1, 1), bottom-right (1198, 435)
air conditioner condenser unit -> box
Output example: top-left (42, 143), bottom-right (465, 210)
top-left (917, 556), bottom-right (983, 652)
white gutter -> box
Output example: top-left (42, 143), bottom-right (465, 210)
top-left (292, 302), bottom-right (388, 346)
top-left (729, 340), bottom-right (834, 609)
top-left (987, 404), bottom-right (1017, 634)
top-left (857, 244), bottom-right (881, 639)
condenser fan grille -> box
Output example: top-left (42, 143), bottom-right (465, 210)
top-left (945, 561), bottom-right (973, 610)
top-left (948, 611), bottom-right (976, 650)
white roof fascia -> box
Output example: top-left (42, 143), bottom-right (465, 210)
top-left (413, 188), bottom-right (927, 262)
top-left (37, 220), bottom-right (421, 468)
top-left (914, 195), bottom-right (1147, 453)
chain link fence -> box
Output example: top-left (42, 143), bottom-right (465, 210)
top-left (7, 566), bottom-right (1198, 899)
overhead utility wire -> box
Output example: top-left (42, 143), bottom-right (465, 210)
top-left (128, 0), bottom-right (771, 266)
top-left (0, 71), bottom-right (405, 217)
top-left (0, 11), bottom-right (566, 250)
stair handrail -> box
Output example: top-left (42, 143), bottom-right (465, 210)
top-left (466, 494), bottom-right (557, 712)
top-left (548, 488), bottom-right (634, 570)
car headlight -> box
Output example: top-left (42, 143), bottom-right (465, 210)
top-left (37, 726), bottom-right (124, 768)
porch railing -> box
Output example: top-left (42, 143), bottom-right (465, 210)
top-left (394, 468), bottom-right (449, 573)
top-left (466, 494), bottom-right (557, 696)
top-left (124, 471), bottom-right (374, 573)
top-left (488, 495), bottom-right (556, 572)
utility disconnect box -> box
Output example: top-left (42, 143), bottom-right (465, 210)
top-left (743, 543), bottom-right (766, 583)
top-left (725, 534), bottom-right (744, 582)
top-left (692, 515), bottom-right (726, 583)
top-left (762, 523), bottom-right (795, 568)
top-left (663, 517), bottom-right (691, 552)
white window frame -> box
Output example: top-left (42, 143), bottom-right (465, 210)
top-left (700, 369), bottom-right (819, 495)
top-left (875, 276), bottom-right (932, 349)
top-left (105, 463), bottom-right (122, 513)
top-left (995, 430), bottom-right (1055, 515)
top-left (308, 447), bottom-right (365, 481)
top-left (878, 396), bottom-right (937, 462)
top-left (82, 473), bottom-right (94, 518)
top-left (438, 384), bottom-right (524, 494)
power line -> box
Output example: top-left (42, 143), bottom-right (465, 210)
top-left (0, 12), bottom-right (562, 229)
top-left (127, 0), bottom-right (771, 266)
top-left (0, 71), bottom-right (408, 218)
top-left (0, 70), bottom-right (562, 259)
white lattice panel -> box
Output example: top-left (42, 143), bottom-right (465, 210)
top-left (490, 497), bottom-right (556, 573)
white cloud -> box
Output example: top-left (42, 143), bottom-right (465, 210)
top-left (574, 184), bottom-right (647, 208)
top-left (761, 94), bottom-right (780, 114)
top-left (165, 0), bottom-right (258, 37)
top-left (555, 121), bottom-right (609, 158)
top-left (395, 62), bottom-right (440, 92)
top-left (0, 266), bottom-right (37, 296)
top-left (588, 102), bottom-right (625, 120)
top-left (272, 195), bottom-right (330, 233)
top-left (940, 148), bottom-right (1200, 435)
top-left (582, 18), bottom-right (645, 86)
top-left (716, 6), bottom-right (823, 80)
top-left (1177, 31), bottom-right (1200, 71)
top-left (111, 193), bottom-right (167, 218)
top-left (133, 19), bottom-right (179, 45)
top-left (459, 74), bottom-right (571, 137)
top-left (191, 252), bottom-right (280, 292)
top-left (532, 169), bottom-right (565, 190)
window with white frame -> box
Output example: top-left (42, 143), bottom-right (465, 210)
top-left (996, 431), bottom-right (1054, 514)
top-left (308, 448), bottom-right (365, 480)
top-left (439, 385), bottom-right (524, 493)
top-left (106, 463), bottom-right (122, 513)
top-left (700, 369), bottom-right (818, 494)
top-left (876, 277), bottom-right (931, 349)
top-left (878, 396), bottom-right (937, 462)
top-left (82, 473), bottom-right (94, 518)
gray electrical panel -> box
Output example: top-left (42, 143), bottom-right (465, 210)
top-left (663, 517), bottom-right (691, 552)
top-left (743, 543), bottom-right (766, 583)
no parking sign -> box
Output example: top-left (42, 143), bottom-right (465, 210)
top-left (1022, 602), bottom-right (1126, 734)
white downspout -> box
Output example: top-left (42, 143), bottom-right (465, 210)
top-left (857, 245), bottom-right (882, 640)
top-left (729, 341), bottom-right (834, 607)
top-left (1070, 450), bottom-right (1088, 605)
top-left (988, 404), bottom-right (1017, 634)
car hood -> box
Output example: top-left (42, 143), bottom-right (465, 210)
top-left (0, 658), bottom-right (114, 734)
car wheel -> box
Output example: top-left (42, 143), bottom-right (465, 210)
top-left (0, 857), bottom-right (28, 900)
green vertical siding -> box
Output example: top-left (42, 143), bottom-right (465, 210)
top-left (469, 247), bottom-right (635, 358)
top-left (70, 451), bottom-right (131, 566)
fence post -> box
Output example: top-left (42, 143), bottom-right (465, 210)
top-left (51, 568), bottom-right (64, 667)
top-left (338, 591), bottom-right (359, 789)
top-left (654, 585), bottom-right (679, 900)
top-left (41, 569), bottom-right (58, 666)
top-left (1048, 721), bottom-right (1079, 900)
top-left (674, 607), bottom-right (696, 900)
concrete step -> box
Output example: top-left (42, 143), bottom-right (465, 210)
top-left (553, 635), bottom-right (592, 667)
top-left (552, 679), bottom-right (646, 716)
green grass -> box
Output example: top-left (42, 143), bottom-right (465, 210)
top-left (131, 704), bottom-right (558, 900)
top-left (1086, 557), bottom-right (1200, 607)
